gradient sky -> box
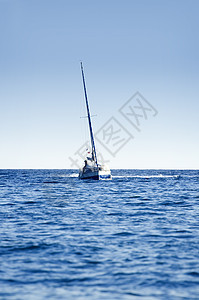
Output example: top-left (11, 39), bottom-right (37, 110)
top-left (0, 0), bottom-right (198, 169)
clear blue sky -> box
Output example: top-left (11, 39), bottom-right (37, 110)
top-left (0, 0), bottom-right (198, 169)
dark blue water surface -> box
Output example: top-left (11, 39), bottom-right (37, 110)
top-left (0, 169), bottom-right (199, 300)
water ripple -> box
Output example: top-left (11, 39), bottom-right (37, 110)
top-left (0, 169), bottom-right (199, 299)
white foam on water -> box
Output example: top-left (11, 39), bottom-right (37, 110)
top-left (113, 175), bottom-right (179, 179)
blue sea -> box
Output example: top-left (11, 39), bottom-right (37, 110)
top-left (0, 169), bottom-right (199, 300)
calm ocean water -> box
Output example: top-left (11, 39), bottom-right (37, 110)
top-left (0, 169), bottom-right (199, 300)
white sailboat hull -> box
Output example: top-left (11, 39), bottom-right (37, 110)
top-left (79, 167), bottom-right (112, 180)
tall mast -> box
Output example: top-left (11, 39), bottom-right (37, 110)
top-left (80, 62), bottom-right (98, 165)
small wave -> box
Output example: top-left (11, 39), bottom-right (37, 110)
top-left (107, 212), bottom-right (122, 216)
top-left (113, 231), bottom-right (134, 237)
top-left (1, 243), bottom-right (50, 254)
top-left (186, 271), bottom-right (199, 277)
top-left (43, 181), bottom-right (59, 184)
top-left (23, 201), bottom-right (37, 204)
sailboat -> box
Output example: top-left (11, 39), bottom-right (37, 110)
top-left (79, 62), bottom-right (112, 180)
